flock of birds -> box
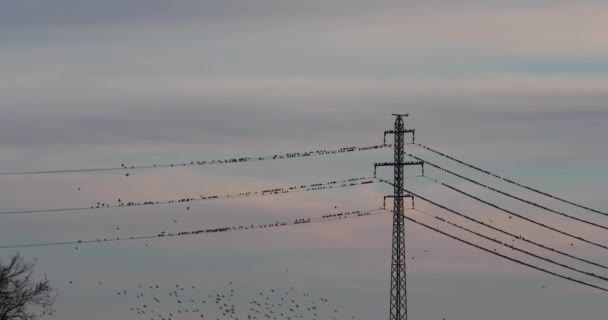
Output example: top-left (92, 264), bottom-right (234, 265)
top-left (115, 280), bottom-right (359, 320)
top-left (85, 177), bottom-right (374, 211)
top-left (14, 139), bottom-right (565, 320)
top-left (67, 209), bottom-right (380, 250)
top-left (110, 144), bottom-right (389, 176)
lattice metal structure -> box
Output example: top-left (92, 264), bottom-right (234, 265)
top-left (391, 114), bottom-right (407, 320)
top-left (375, 114), bottom-right (422, 320)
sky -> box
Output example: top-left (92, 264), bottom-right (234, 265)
top-left (1, 1), bottom-right (608, 319)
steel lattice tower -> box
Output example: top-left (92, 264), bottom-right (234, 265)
top-left (390, 115), bottom-right (407, 320)
top-left (375, 114), bottom-right (421, 320)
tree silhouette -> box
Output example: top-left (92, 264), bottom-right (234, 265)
top-left (0, 253), bottom-right (55, 320)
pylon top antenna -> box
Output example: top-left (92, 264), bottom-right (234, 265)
top-left (391, 113), bottom-right (409, 117)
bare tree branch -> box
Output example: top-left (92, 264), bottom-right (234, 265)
top-left (0, 253), bottom-right (55, 320)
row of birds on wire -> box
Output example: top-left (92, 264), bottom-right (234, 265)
top-left (0, 177), bottom-right (376, 216)
top-left (118, 144), bottom-right (388, 168)
top-left (0, 143), bottom-right (390, 175)
top-left (65, 209), bottom-right (381, 250)
top-left (87, 177), bottom-right (374, 210)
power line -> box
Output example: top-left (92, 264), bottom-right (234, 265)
top-left (415, 143), bottom-right (608, 218)
top-left (376, 178), bottom-right (607, 269)
top-left (411, 208), bottom-right (608, 282)
top-left (423, 176), bottom-right (608, 251)
top-left (400, 211), bottom-right (608, 293)
top-left (405, 152), bottom-right (608, 231)
top-left (0, 144), bottom-right (390, 176)
top-left (0, 176), bottom-right (386, 215)
top-left (0, 208), bottom-right (388, 249)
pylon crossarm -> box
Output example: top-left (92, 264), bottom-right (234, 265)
top-left (384, 195), bottom-right (414, 209)
top-left (374, 161), bottom-right (423, 177)
top-left (384, 129), bottom-right (415, 144)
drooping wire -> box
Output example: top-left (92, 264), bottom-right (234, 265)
top-left (376, 178), bottom-right (607, 269)
top-left (415, 143), bottom-right (608, 218)
top-left (0, 208), bottom-right (388, 249)
top-left (398, 211), bottom-right (608, 293)
top-left (0, 144), bottom-right (390, 176)
top-left (405, 152), bottom-right (608, 231)
top-left (411, 208), bottom-right (608, 282)
top-left (423, 176), bottom-right (608, 251)
top-left (0, 176), bottom-right (384, 215)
